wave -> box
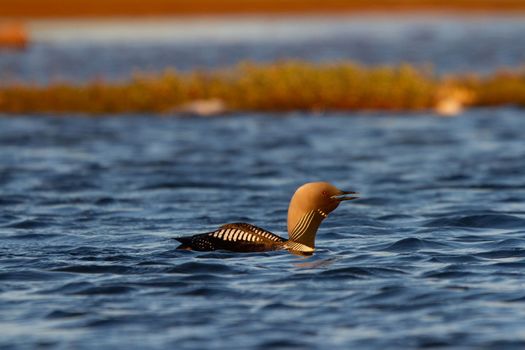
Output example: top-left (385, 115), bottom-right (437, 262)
top-left (52, 265), bottom-right (134, 274)
top-left (424, 214), bottom-right (525, 229)
top-left (0, 269), bottom-right (73, 281)
top-left (319, 266), bottom-right (406, 278)
top-left (384, 237), bottom-right (450, 252)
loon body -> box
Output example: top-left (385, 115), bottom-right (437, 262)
top-left (175, 182), bottom-right (358, 255)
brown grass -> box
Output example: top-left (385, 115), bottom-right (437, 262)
top-left (2, 0), bottom-right (525, 18)
top-left (453, 70), bottom-right (525, 107)
top-left (0, 22), bottom-right (27, 49)
top-left (0, 61), bottom-right (524, 115)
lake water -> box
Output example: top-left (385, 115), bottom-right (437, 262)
top-left (1, 15), bottom-right (525, 83)
top-left (1, 109), bottom-right (525, 349)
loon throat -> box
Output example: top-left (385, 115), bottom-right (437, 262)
top-left (287, 210), bottom-right (326, 250)
top-left (173, 182), bottom-right (358, 254)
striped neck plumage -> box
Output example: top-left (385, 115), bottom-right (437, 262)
top-left (286, 210), bottom-right (326, 252)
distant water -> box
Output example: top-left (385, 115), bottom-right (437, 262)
top-left (1, 109), bottom-right (525, 349)
top-left (1, 15), bottom-right (525, 83)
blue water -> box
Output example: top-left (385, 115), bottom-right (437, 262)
top-left (1, 109), bottom-right (525, 349)
top-left (2, 15), bottom-right (525, 83)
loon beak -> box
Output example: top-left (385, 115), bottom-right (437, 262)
top-left (331, 190), bottom-right (359, 202)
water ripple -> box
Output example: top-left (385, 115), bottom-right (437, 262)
top-left (1, 111), bottom-right (525, 349)
top-left (425, 214), bottom-right (525, 229)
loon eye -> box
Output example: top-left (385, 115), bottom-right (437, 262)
top-left (322, 190), bottom-right (329, 197)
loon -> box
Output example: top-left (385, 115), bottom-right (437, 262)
top-left (175, 182), bottom-right (358, 255)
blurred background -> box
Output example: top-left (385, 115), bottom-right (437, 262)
top-left (1, 1), bottom-right (525, 350)
top-left (1, 0), bottom-right (525, 82)
top-left (1, 0), bottom-right (525, 114)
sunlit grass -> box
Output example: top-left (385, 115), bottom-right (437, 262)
top-left (6, 0), bottom-right (525, 18)
top-left (0, 61), bottom-right (524, 115)
top-left (453, 70), bottom-right (525, 107)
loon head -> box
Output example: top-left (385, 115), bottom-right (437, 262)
top-left (286, 182), bottom-right (358, 253)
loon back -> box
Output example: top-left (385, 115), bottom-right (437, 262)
top-left (175, 223), bottom-right (286, 253)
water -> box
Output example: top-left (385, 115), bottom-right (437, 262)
top-left (1, 109), bottom-right (525, 349)
top-left (2, 15), bottom-right (525, 83)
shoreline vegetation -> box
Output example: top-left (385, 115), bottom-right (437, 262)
top-left (1, 62), bottom-right (524, 116)
top-left (2, 0), bottom-right (525, 18)
top-left (0, 23), bottom-right (27, 49)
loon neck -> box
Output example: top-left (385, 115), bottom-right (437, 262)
top-left (287, 209), bottom-right (327, 249)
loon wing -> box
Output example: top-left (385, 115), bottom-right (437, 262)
top-left (175, 222), bottom-right (286, 252)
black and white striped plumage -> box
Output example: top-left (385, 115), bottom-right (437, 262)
top-left (174, 182), bottom-right (358, 255)
top-left (175, 223), bottom-right (286, 252)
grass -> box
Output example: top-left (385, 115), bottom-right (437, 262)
top-left (3, 0), bottom-right (525, 18)
top-left (0, 61), bottom-right (524, 115)
top-left (0, 23), bottom-right (27, 49)
top-left (454, 70), bottom-right (525, 107)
